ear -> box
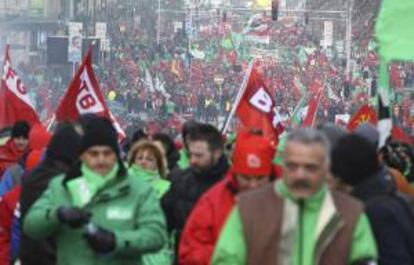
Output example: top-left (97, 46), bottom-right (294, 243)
top-left (213, 149), bottom-right (222, 161)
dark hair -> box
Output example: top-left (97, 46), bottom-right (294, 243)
top-left (131, 129), bottom-right (148, 144)
top-left (182, 120), bottom-right (199, 141)
top-left (11, 120), bottom-right (30, 139)
top-left (331, 134), bottom-right (380, 186)
top-left (152, 133), bottom-right (180, 170)
top-left (188, 124), bottom-right (223, 151)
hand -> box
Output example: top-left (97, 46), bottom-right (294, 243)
top-left (83, 225), bottom-right (116, 254)
top-left (56, 206), bottom-right (91, 228)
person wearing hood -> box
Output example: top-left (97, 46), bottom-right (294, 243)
top-left (332, 134), bottom-right (414, 265)
top-left (128, 140), bottom-right (170, 199)
top-left (23, 117), bottom-right (167, 265)
top-left (19, 122), bottom-right (81, 265)
top-left (179, 130), bottom-right (275, 265)
top-left (212, 129), bottom-right (378, 265)
top-left (0, 121), bottom-right (30, 178)
top-left (128, 140), bottom-right (173, 265)
top-left (162, 123), bottom-right (229, 264)
top-left (0, 123), bottom-right (51, 196)
top-left (0, 123), bottom-right (51, 265)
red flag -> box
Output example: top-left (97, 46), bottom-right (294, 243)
top-left (0, 45), bottom-right (39, 129)
top-left (391, 126), bottom-right (412, 145)
top-left (55, 47), bottom-right (126, 141)
top-left (235, 67), bottom-right (279, 138)
top-left (347, 104), bottom-right (378, 131)
top-left (302, 92), bottom-right (322, 127)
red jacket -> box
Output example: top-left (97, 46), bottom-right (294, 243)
top-left (0, 139), bottom-right (25, 179)
top-left (0, 185), bottom-right (20, 265)
top-left (179, 172), bottom-right (237, 265)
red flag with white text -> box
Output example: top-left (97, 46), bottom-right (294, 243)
top-left (55, 47), bottom-right (126, 141)
top-left (236, 66), bottom-right (283, 139)
top-left (0, 45), bottom-right (39, 130)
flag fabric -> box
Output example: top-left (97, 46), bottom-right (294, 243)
top-left (302, 92), bottom-right (322, 128)
top-left (0, 45), bottom-right (39, 130)
top-left (55, 47), bottom-right (125, 141)
top-left (378, 88), bottom-right (392, 148)
top-left (347, 104), bottom-right (378, 131)
top-left (235, 66), bottom-right (278, 139)
top-left (375, 0), bottom-right (414, 62)
top-left (290, 93), bottom-right (307, 128)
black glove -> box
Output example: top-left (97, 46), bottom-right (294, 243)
top-left (56, 206), bottom-right (91, 228)
top-left (83, 224), bottom-right (116, 254)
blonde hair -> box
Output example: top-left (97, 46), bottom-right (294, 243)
top-left (128, 141), bottom-right (167, 179)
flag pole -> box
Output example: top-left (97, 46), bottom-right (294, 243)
top-left (46, 114), bottom-right (56, 132)
top-left (221, 60), bottom-right (254, 134)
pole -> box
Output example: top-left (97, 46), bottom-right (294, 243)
top-left (222, 60), bottom-right (254, 134)
top-left (157, 0), bottom-right (161, 45)
top-left (345, 0), bottom-right (353, 81)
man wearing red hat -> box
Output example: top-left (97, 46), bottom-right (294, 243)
top-left (178, 130), bottom-right (275, 265)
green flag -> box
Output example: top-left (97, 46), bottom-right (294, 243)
top-left (375, 0), bottom-right (414, 62)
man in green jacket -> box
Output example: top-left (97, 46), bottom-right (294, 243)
top-left (212, 128), bottom-right (378, 265)
top-left (23, 117), bottom-right (167, 265)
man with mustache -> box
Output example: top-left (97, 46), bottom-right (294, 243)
top-left (212, 128), bottom-right (378, 265)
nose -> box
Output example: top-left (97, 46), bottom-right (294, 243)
top-left (248, 179), bottom-right (260, 189)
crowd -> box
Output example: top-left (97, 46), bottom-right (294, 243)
top-left (0, 114), bottom-right (413, 265)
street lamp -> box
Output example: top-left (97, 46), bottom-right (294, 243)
top-left (214, 75), bottom-right (225, 111)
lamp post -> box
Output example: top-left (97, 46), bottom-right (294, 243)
top-left (214, 75), bottom-right (225, 112)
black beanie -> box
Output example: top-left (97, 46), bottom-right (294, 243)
top-left (79, 117), bottom-right (119, 157)
top-left (11, 120), bottom-right (30, 139)
top-left (331, 134), bottom-right (380, 186)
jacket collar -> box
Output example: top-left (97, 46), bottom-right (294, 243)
top-left (351, 166), bottom-right (396, 201)
top-left (190, 154), bottom-right (229, 182)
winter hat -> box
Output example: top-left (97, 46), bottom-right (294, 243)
top-left (355, 123), bottom-right (379, 148)
top-left (331, 134), bottom-right (380, 186)
top-left (29, 123), bottom-right (51, 151)
top-left (46, 122), bottom-right (81, 165)
top-left (79, 117), bottom-right (119, 157)
top-left (232, 130), bottom-right (275, 177)
top-left (11, 120), bottom-right (30, 139)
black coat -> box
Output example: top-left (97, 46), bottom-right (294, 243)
top-left (352, 167), bottom-right (414, 265)
top-left (161, 155), bottom-right (229, 246)
top-left (20, 159), bottom-right (71, 265)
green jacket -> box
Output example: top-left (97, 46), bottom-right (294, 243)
top-left (129, 165), bottom-right (171, 199)
top-left (177, 149), bottom-right (190, 170)
top-left (212, 180), bottom-right (378, 265)
top-left (23, 168), bottom-right (168, 265)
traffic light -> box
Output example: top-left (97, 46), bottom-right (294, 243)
top-left (272, 0), bottom-right (279, 21)
top-left (223, 11), bottom-right (227, 22)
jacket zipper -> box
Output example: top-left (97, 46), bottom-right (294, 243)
top-left (298, 199), bottom-right (304, 265)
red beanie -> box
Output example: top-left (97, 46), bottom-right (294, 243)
top-left (232, 131), bottom-right (275, 177)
